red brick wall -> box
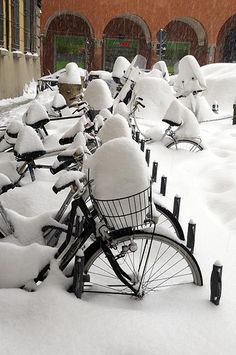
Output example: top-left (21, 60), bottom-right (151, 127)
top-left (40, 0), bottom-right (236, 72)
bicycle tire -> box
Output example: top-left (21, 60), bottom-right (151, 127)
top-left (166, 139), bottom-right (204, 152)
top-left (83, 230), bottom-right (203, 296)
top-left (154, 203), bottom-right (185, 241)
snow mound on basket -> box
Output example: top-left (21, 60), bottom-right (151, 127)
top-left (84, 79), bottom-right (114, 110)
top-left (98, 113), bottom-right (131, 143)
top-left (85, 137), bottom-right (150, 229)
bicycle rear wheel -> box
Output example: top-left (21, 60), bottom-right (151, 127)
top-left (84, 230), bottom-right (203, 296)
top-left (154, 203), bottom-right (185, 241)
top-left (166, 139), bottom-right (204, 152)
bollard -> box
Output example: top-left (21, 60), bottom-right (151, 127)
top-left (233, 104), bottom-right (236, 125)
top-left (131, 124), bottom-right (136, 138)
top-left (212, 101), bottom-right (219, 114)
top-left (140, 139), bottom-right (145, 152)
top-left (73, 249), bottom-right (85, 299)
top-left (145, 149), bottom-right (151, 166)
top-left (173, 195), bottom-right (181, 220)
top-left (186, 219), bottom-right (196, 253)
top-left (135, 131), bottom-right (140, 143)
top-left (151, 161), bottom-right (158, 182)
top-left (210, 261), bottom-right (223, 305)
top-left (160, 175), bottom-right (167, 196)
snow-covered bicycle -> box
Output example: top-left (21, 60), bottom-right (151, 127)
top-left (130, 97), bottom-right (204, 152)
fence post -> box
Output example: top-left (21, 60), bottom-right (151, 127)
top-left (173, 195), bottom-right (181, 220)
top-left (140, 139), bottom-right (145, 152)
top-left (145, 149), bottom-right (150, 166)
top-left (135, 131), bottom-right (140, 143)
top-left (73, 249), bottom-right (85, 299)
top-left (233, 104), bottom-right (236, 125)
top-left (210, 261), bottom-right (223, 305)
top-left (186, 219), bottom-right (196, 253)
top-left (160, 175), bottom-right (167, 196)
top-left (151, 161), bottom-right (158, 182)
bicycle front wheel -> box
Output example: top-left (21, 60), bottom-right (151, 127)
top-left (166, 139), bottom-right (204, 152)
top-left (84, 231), bottom-right (203, 296)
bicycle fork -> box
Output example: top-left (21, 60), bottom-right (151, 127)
top-left (100, 239), bottom-right (141, 296)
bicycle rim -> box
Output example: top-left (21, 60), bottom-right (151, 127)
top-left (84, 231), bottom-right (203, 296)
top-left (166, 139), bottom-right (204, 152)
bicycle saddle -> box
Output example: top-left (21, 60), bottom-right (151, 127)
top-left (26, 118), bottom-right (50, 130)
top-left (14, 149), bottom-right (46, 161)
top-left (162, 119), bottom-right (182, 127)
top-left (52, 104), bottom-right (67, 112)
top-left (52, 171), bottom-right (86, 193)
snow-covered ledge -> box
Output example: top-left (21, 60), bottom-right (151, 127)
top-left (32, 53), bottom-right (39, 60)
top-left (25, 52), bottom-right (33, 59)
top-left (12, 50), bottom-right (23, 59)
top-left (0, 47), bottom-right (9, 56)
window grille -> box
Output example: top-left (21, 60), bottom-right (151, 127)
top-left (0, 0), bottom-right (3, 47)
top-left (11, 0), bottom-right (19, 51)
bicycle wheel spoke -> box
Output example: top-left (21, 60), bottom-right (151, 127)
top-left (144, 253), bottom-right (186, 285)
top-left (143, 266), bottom-right (192, 292)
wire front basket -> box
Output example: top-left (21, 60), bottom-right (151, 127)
top-left (90, 185), bottom-right (152, 230)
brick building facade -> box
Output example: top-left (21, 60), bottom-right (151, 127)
top-left (40, 0), bottom-right (236, 74)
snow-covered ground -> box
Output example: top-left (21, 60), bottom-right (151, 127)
top-left (0, 62), bottom-right (236, 355)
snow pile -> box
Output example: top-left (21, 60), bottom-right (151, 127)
top-left (98, 113), bottom-right (132, 143)
top-left (86, 137), bottom-right (150, 228)
top-left (201, 63), bottom-right (236, 114)
top-left (87, 137), bottom-right (149, 200)
top-left (99, 108), bottom-right (112, 120)
top-left (132, 77), bottom-right (175, 123)
top-left (164, 99), bottom-right (200, 138)
top-left (0, 173), bottom-right (12, 193)
top-left (4, 120), bottom-right (23, 145)
top-left (0, 160), bottom-right (20, 183)
top-left (22, 101), bottom-right (49, 126)
top-left (142, 68), bottom-right (163, 79)
top-left (112, 56), bottom-right (130, 80)
top-left (174, 55), bottom-right (207, 96)
top-left (14, 125), bottom-right (45, 158)
top-left (51, 92), bottom-right (67, 110)
top-left (152, 60), bottom-right (170, 82)
top-left (3, 209), bottom-right (56, 245)
top-left (84, 79), bottom-right (114, 110)
top-left (113, 102), bottom-right (129, 120)
top-left (53, 171), bottom-right (85, 192)
top-left (0, 242), bottom-right (56, 288)
top-left (58, 62), bottom-right (82, 85)
top-left (59, 116), bottom-right (86, 143)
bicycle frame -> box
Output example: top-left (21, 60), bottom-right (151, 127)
top-left (36, 195), bottom-right (149, 297)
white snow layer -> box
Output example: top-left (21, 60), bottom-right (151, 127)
top-left (58, 62), bottom-right (82, 85)
top-left (98, 113), bottom-right (132, 143)
top-left (0, 242), bottom-right (56, 288)
top-left (84, 79), bottom-right (114, 110)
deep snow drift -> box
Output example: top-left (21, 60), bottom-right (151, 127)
top-left (0, 61), bottom-right (236, 355)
